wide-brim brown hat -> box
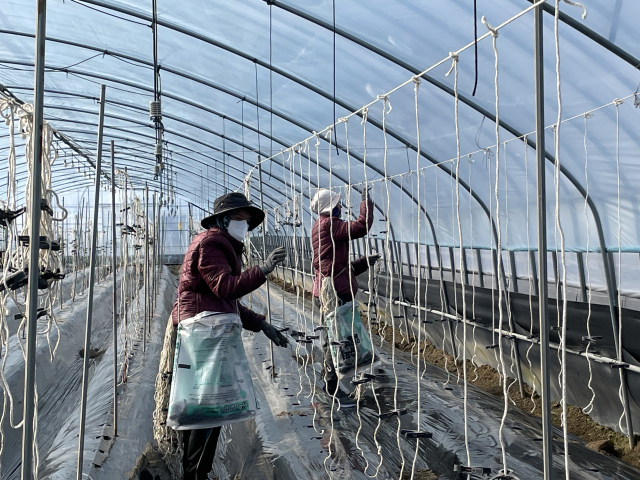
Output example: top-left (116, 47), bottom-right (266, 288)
top-left (201, 192), bottom-right (265, 230)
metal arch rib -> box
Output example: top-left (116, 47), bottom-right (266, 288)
top-left (13, 3), bottom-right (495, 246)
top-left (257, 4), bottom-right (621, 320)
top-left (0, 27), bottom-right (444, 248)
top-left (49, 125), bottom-right (303, 214)
top-left (29, 84), bottom-right (423, 248)
top-left (525, 0), bottom-right (640, 70)
top-left (49, 2), bottom-right (628, 258)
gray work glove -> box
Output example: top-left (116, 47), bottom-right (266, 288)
top-left (361, 186), bottom-right (371, 201)
top-left (260, 246), bottom-right (286, 275)
top-left (260, 320), bottom-right (289, 347)
top-left (367, 254), bottom-right (380, 266)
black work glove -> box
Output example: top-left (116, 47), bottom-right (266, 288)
top-left (260, 246), bottom-right (286, 275)
top-left (367, 254), bottom-right (380, 266)
top-left (361, 186), bottom-right (371, 201)
top-left (260, 320), bottom-right (289, 347)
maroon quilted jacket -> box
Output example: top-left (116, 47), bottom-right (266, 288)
top-left (312, 198), bottom-right (374, 299)
top-left (171, 227), bottom-right (266, 331)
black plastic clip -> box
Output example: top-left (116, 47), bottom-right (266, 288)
top-left (295, 339), bottom-right (313, 344)
top-left (453, 465), bottom-right (492, 475)
top-left (41, 269), bottom-right (65, 281)
top-left (14, 308), bottom-right (47, 320)
top-left (351, 377), bottom-right (371, 385)
top-left (40, 199), bottom-right (54, 216)
top-left (0, 270), bottom-right (27, 292)
top-left (582, 335), bottom-right (602, 343)
top-left (330, 341), bottom-right (347, 346)
top-left (401, 429), bottom-right (432, 439)
top-left (611, 362), bottom-right (630, 369)
top-left (278, 327), bottom-right (290, 332)
top-left (0, 206), bottom-right (25, 228)
top-left (486, 344), bottom-right (499, 350)
top-left (376, 408), bottom-right (407, 419)
top-left (305, 335), bottom-right (319, 340)
top-left (362, 373), bottom-right (384, 381)
top-left (290, 330), bottom-right (305, 338)
top-left (550, 326), bottom-right (561, 331)
top-left (421, 320), bottom-right (433, 324)
top-left (313, 325), bottom-right (328, 332)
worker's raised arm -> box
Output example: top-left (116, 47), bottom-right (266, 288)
top-left (330, 196), bottom-right (374, 242)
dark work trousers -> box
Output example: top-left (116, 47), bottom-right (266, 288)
top-left (315, 294), bottom-right (352, 395)
top-left (182, 427), bottom-right (222, 480)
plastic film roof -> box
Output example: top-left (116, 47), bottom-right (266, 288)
top-left (0, 0), bottom-right (639, 251)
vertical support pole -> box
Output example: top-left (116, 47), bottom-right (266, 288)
top-left (76, 84), bottom-right (106, 480)
top-left (552, 250), bottom-right (560, 301)
top-left (257, 164), bottom-right (275, 378)
top-left (152, 193), bottom-right (156, 316)
top-left (21, 0), bottom-right (47, 476)
top-left (405, 243), bottom-right (413, 277)
top-left (460, 247), bottom-right (469, 286)
top-left (448, 246), bottom-right (456, 283)
top-left (476, 248), bottom-right (485, 288)
top-left (534, 7), bottom-right (553, 479)
top-left (576, 252), bottom-right (587, 303)
top-left (435, 244), bottom-right (457, 358)
top-left (72, 212), bottom-right (78, 302)
top-left (529, 249), bottom-right (539, 297)
top-left (123, 173), bottom-right (128, 363)
top-left (424, 244), bottom-right (432, 280)
top-left (143, 183), bottom-right (149, 352)
top-left (509, 250), bottom-right (519, 293)
top-left (60, 197), bottom-right (65, 310)
top-left (111, 140), bottom-right (118, 438)
top-left (607, 250), bottom-right (635, 448)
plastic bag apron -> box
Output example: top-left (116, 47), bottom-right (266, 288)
top-left (167, 311), bottom-right (257, 430)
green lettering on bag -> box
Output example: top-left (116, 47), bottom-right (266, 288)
top-left (185, 400), bottom-right (249, 417)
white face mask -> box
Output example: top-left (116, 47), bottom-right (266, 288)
top-left (227, 219), bottom-right (249, 241)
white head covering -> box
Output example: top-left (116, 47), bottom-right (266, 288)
top-left (310, 189), bottom-right (340, 215)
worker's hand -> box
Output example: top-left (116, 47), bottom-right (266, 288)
top-left (361, 186), bottom-right (371, 201)
top-left (260, 320), bottom-right (289, 348)
top-left (260, 246), bottom-right (286, 275)
top-left (367, 254), bottom-right (380, 266)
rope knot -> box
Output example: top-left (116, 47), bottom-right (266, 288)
top-left (412, 76), bottom-right (422, 85)
top-left (481, 16), bottom-right (498, 37)
top-left (614, 98), bottom-right (624, 106)
top-left (361, 107), bottom-right (369, 125)
top-left (376, 94), bottom-right (388, 102)
top-left (337, 116), bottom-right (348, 123)
top-left (445, 53), bottom-right (459, 77)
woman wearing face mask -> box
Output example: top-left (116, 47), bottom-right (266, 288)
top-left (170, 192), bottom-right (288, 480)
top-left (310, 188), bottom-right (378, 404)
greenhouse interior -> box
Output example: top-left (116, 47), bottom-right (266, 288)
top-left (0, 0), bottom-right (639, 479)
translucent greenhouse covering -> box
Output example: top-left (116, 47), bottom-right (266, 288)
top-left (2, 1), bottom-right (640, 479)
top-left (0, 0), bottom-right (639, 252)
